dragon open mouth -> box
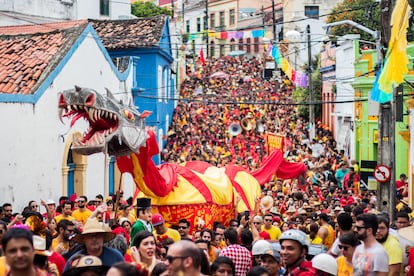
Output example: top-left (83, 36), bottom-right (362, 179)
top-left (59, 102), bottom-right (119, 147)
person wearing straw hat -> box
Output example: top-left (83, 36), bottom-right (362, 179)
top-left (63, 255), bottom-right (109, 276)
top-left (63, 218), bottom-right (124, 272)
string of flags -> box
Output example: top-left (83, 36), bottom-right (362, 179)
top-left (187, 29), bottom-right (268, 41)
top-left (268, 44), bottom-right (308, 88)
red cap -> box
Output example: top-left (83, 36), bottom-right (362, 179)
top-left (273, 216), bottom-right (281, 223)
top-left (151, 213), bottom-right (164, 226)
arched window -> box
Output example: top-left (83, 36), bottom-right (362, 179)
top-left (230, 38), bottom-right (236, 51)
top-left (66, 149), bottom-right (75, 196)
top-left (238, 38), bottom-right (244, 51)
top-left (210, 41), bottom-right (215, 57)
top-left (254, 37), bottom-right (259, 53)
top-left (246, 38), bottom-right (251, 53)
top-left (220, 44), bottom-right (225, 56)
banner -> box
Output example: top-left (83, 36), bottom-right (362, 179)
top-left (266, 133), bottom-right (285, 153)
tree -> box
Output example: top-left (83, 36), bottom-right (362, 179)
top-left (327, 0), bottom-right (380, 42)
top-left (327, 0), bottom-right (414, 42)
top-left (131, 1), bottom-right (172, 17)
top-left (292, 55), bottom-right (321, 120)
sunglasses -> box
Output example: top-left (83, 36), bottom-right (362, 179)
top-left (165, 255), bottom-right (188, 263)
top-left (264, 219), bottom-right (273, 222)
top-left (78, 200), bottom-right (85, 203)
top-left (338, 244), bottom-right (350, 251)
top-left (253, 222), bottom-right (261, 225)
top-left (178, 226), bottom-right (187, 229)
top-left (31, 205), bottom-right (38, 208)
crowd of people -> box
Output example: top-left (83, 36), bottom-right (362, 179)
top-left (0, 55), bottom-right (414, 276)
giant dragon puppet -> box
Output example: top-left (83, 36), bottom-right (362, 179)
top-left (58, 86), bottom-right (307, 228)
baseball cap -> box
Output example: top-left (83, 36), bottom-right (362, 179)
top-left (46, 199), bottom-right (56, 205)
top-left (151, 213), bottom-right (164, 226)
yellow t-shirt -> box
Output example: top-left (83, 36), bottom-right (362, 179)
top-left (382, 235), bottom-right (403, 266)
top-left (308, 234), bottom-right (323, 245)
top-left (72, 208), bottom-right (92, 225)
top-left (337, 256), bottom-right (353, 276)
top-left (261, 225), bottom-right (282, 241)
top-left (0, 256), bottom-right (9, 275)
top-left (51, 238), bottom-right (70, 254)
top-left (54, 214), bottom-right (75, 224)
top-left (153, 228), bottom-right (181, 242)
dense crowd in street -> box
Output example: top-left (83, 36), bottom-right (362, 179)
top-left (1, 55), bottom-right (414, 276)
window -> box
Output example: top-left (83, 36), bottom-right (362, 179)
top-left (210, 13), bottom-right (215, 28)
top-left (197, 17), bottom-right (201, 32)
top-left (238, 38), bottom-right (244, 51)
top-left (100, 0), bottom-right (109, 16)
top-left (203, 16), bottom-right (207, 30)
top-left (230, 38), bottom-right (236, 51)
top-left (220, 44), bottom-right (225, 56)
top-left (229, 9), bottom-right (235, 25)
top-left (210, 41), bottom-right (215, 57)
top-left (254, 37), bottom-right (259, 53)
top-left (305, 6), bottom-right (319, 19)
top-left (219, 11), bottom-right (225, 27)
top-left (186, 20), bottom-right (190, 33)
top-left (246, 38), bottom-right (251, 54)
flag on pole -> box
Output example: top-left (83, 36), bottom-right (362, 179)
top-left (375, 0), bottom-right (410, 101)
top-left (199, 48), bottom-right (205, 65)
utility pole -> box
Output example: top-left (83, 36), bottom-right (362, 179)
top-left (307, 24), bottom-right (314, 140)
top-left (205, 0), bottom-right (209, 56)
top-left (377, 0), bottom-right (395, 219)
top-left (272, 0), bottom-right (276, 41)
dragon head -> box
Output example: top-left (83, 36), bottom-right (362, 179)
top-left (58, 86), bottom-right (150, 156)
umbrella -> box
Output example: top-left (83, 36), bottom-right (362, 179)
top-left (210, 71), bottom-right (229, 79)
top-left (228, 50), bottom-right (246, 56)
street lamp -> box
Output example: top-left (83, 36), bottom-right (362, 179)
top-left (322, 20), bottom-right (381, 66)
top-left (285, 29), bottom-right (301, 70)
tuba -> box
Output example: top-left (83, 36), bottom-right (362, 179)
top-left (241, 117), bottom-right (254, 131)
top-left (228, 123), bottom-right (242, 136)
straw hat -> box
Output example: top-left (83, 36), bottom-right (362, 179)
top-left (33, 235), bottom-right (52, 256)
top-left (261, 196), bottom-right (274, 211)
top-left (72, 218), bottom-right (115, 243)
top-left (398, 224), bottom-right (414, 242)
top-left (63, 255), bottom-right (109, 276)
top-left (286, 205), bottom-right (297, 213)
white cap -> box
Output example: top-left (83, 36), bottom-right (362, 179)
top-left (46, 199), bottom-right (55, 205)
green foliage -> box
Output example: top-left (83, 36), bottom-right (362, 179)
top-left (327, 0), bottom-right (414, 42)
top-left (131, 1), bottom-right (172, 17)
top-left (292, 54), bottom-right (322, 120)
top-left (327, 0), bottom-right (380, 42)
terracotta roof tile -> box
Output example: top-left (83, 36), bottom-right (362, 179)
top-left (89, 15), bottom-right (166, 50)
top-left (0, 22), bottom-right (87, 95)
top-left (0, 20), bottom-right (88, 35)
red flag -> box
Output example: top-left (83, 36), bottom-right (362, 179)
top-left (199, 48), bottom-right (205, 65)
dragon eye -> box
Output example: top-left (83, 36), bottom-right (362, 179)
top-left (123, 110), bottom-right (134, 121)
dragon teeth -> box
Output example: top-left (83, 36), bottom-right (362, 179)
top-left (88, 109), bottom-right (95, 122)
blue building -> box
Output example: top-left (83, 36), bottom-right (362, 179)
top-left (91, 15), bottom-right (175, 164)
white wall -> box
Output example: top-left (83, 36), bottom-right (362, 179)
top-left (0, 0), bottom-right (131, 23)
top-left (0, 31), bottom-right (132, 212)
top-left (334, 35), bottom-right (357, 160)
